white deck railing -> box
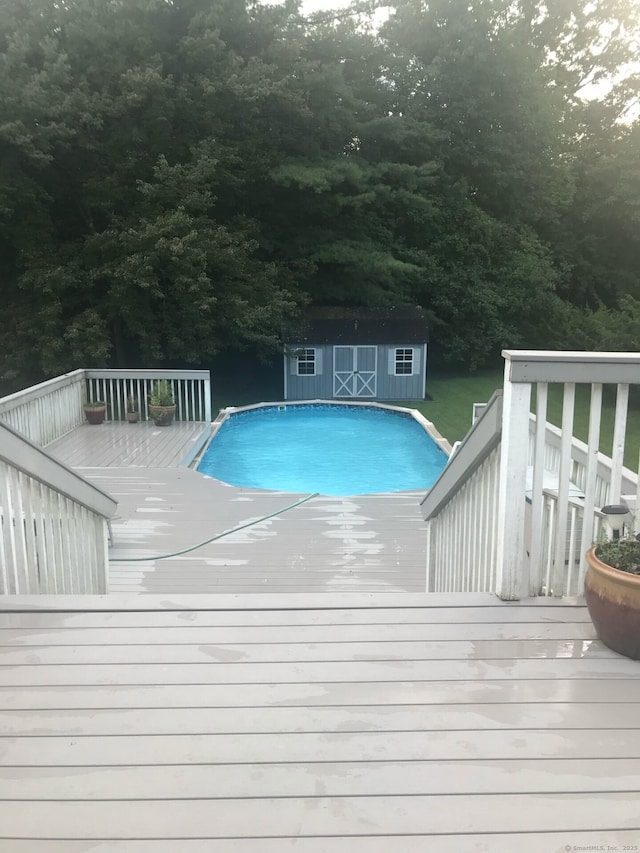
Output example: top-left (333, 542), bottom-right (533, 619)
top-left (0, 366), bottom-right (211, 595)
top-left (85, 369), bottom-right (212, 423)
top-left (0, 421), bottom-right (116, 594)
top-left (0, 369), bottom-right (212, 449)
top-left (423, 392), bottom-right (502, 593)
top-left (499, 351), bottom-right (640, 599)
top-left (424, 351), bottom-right (640, 599)
top-left (531, 417), bottom-right (637, 510)
top-left (0, 370), bottom-right (86, 446)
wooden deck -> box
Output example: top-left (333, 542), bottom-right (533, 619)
top-left (47, 420), bottom-right (212, 468)
top-left (97, 469), bottom-right (426, 594)
top-left (47, 423), bottom-right (429, 595)
top-left (1, 593), bottom-right (640, 850)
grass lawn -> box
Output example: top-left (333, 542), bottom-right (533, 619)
top-left (412, 367), bottom-right (505, 445)
top-left (544, 382), bottom-right (640, 473)
top-left (417, 366), bottom-right (640, 472)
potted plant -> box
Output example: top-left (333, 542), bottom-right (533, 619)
top-left (126, 394), bottom-right (140, 423)
top-left (148, 380), bottom-right (176, 426)
top-left (83, 400), bottom-right (107, 425)
top-left (585, 506), bottom-right (640, 659)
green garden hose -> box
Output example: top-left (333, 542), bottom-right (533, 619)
top-left (110, 492), bottom-right (319, 562)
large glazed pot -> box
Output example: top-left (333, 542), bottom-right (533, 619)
top-left (83, 402), bottom-right (106, 425)
top-left (584, 545), bottom-right (640, 660)
top-left (148, 403), bottom-right (176, 426)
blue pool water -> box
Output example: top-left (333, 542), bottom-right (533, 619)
top-left (197, 404), bottom-right (448, 496)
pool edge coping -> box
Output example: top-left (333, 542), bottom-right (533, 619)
top-left (190, 399), bottom-right (452, 473)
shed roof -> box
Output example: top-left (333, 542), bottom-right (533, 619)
top-left (291, 306), bottom-right (429, 345)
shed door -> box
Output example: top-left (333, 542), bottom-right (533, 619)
top-left (333, 346), bottom-right (377, 397)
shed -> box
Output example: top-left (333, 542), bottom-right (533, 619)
top-left (284, 306), bottom-right (429, 401)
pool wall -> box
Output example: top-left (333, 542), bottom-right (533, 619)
top-left (193, 399), bottom-right (452, 469)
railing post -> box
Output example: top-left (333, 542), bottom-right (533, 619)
top-left (203, 374), bottom-right (212, 422)
top-left (495, 356), bottom-right (531, 600)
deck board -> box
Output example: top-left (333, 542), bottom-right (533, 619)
top-left (1, 595), bottom-right (640, 850)
top-left (3, 658), bottom-right (639, 686)
top-left (2, 793), bottom-right (640, 838)
top-left (2, 757), bottom-right (639, 798)
top-left (5, 677), bottom-right (640, 708)
top-left (0, 638), bottom-right (617, 663)
top-left (1, 702), bottom-right (639, 735)
top-left (5, 837), bottom-right (640, 853)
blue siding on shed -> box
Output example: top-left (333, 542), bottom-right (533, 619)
top-left (284, 343), bottom-right (427, 401)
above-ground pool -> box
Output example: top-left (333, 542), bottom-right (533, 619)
top-left (197, 403), bottom-right (448, 496)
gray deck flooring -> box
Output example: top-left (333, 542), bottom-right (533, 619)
top-left (47, 420), bottom-right (211, 468)
top-left (1, 592), bottom-right (640, 850)
top-left (94, 468), bottom-right (426, 594)
top-left (47, 422), bottom-right (429, 594)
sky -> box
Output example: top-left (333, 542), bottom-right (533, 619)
top-left (301, 0), bottom-right (351, 9)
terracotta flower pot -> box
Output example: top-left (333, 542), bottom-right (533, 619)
top-left (584, 545), bottom-right (640, 659)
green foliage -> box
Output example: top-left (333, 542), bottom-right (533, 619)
top-left (1, 0), bottom-right (639, 383)
top-left (149, 380), bottom-right (174, 407)
top-left (596, 539), bottom-right (640, 576)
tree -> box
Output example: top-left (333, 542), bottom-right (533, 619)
top-left (2, 0), bottom-right (639, 381)
top-left (0, 0), bottom-right (304, 378)
top-left (552, 119), bottom-right (640, 309)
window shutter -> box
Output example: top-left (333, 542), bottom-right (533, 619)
top-left (315, 349), bottom-right (323, 376)
top-left (412, 347), bottom-right (421, 375)
top-left (290, 351), bottom-right (298, 375)
top-left (388, 349), bottom-right (396, 375)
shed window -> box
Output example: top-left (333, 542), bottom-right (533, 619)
top-left (297, 348), bottom-right (316, 376)
top-left (395, 348), bottom-right (414, 375)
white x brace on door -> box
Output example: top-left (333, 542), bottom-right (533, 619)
top-left (333, 346), bottom-right (377, 397)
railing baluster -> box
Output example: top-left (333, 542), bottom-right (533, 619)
top-left (8, 467), bottom-right (29, 593)
top-left (21, 474), bottom-right (39, 594)
top-left (0, 465), bottom-right (15, 593)
top-left (578, 383), bottom-right (603, 589)
top-left (480, 457), bottom-right (489, 591)
top-left (635, 451), bottom-right (640, 533)
top-left (119, 378), bottom-right (127, 421)
top-left (529, 383), bottom-right (548, 595)
top-left (567, 505), bottom-right (578, 595)
top-left (496, 372), bottom-right (531, 600)
top-left (544, 495), bottom-right (554, 594)
top-left (552, 383), bottom-right (575, 597)
top-left (32, 480), bottom-right (49, 592)
top-left (610, 383), bottom-right (629, 505)
top-left (175, 379), bottom-right (183, 421)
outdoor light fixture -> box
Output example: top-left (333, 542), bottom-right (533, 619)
top-left (600, 504), bottom-right (631, 540)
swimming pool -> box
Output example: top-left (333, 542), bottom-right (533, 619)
top-left (197, 403), bottom-right (449, 496)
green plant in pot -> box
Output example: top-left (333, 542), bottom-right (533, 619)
top-left (148, 380), bottom-right (176, 426)
top-left (126, 394), bottom-right (139, 423)
top-left (585, 504), bottom-right (640, 660)
top-left (83, 400), bottom-right (107, 425)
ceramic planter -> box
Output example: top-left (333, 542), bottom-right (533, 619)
top-left (149, 404), bottom-right (176, 426)
top-left (584, 545), bottom-right (640, 659)
top-left (126, 411), bottom-right (140, 423)
top-left (83, 403), bottom-right (107, 425)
